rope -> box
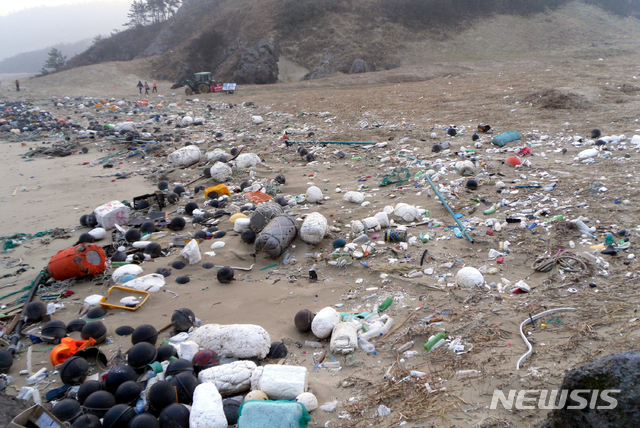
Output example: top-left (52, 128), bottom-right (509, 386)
top-left (531, 251), bottom-right (591, 273)
top-left (517, 308), bottom-right (576, 370)
top-left (2, 230), bottom-right (53, 252)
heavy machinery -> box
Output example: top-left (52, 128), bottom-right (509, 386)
top-left (173, 72), bottom-right (222, 95)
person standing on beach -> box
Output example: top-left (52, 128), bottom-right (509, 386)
top-left (152, 80), bottom-right (157, 93)
top-left (144, 81), bottom-right (150, 95)
top-left (15, 80), bottom-right (19, 91)
top-left (137, 81), bottom-right (143, 94)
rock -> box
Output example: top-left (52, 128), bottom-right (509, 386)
top-left (143, 26), bottom-right (174, 57)
top-left (548, 351), bottom-right (640, 428)
top-left (190, 383), bottom-right (227, 428)
top-left (233, 40), bottom-right (280, 84)
top-left (302, 54), bottom-right (337, 81)
top-left (348, 59), bottom-right (371, 74)
top-left (189, 324), bottom-right (270, 359)
top-left (198, 360), bottom-right (256, 396)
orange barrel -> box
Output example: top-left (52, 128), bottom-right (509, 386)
top-left (47, 243), bottom-right (107, 280)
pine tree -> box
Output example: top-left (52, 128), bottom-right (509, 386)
top-left (43, 48), bottom-right (67, 73)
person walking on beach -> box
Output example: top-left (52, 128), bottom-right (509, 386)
top-left (144, 81), bottom-right (150, 95)
top-left (137, 81), bottom-right (143, 94)
top-left (15, 80), bottom-right (19, 91)
top-left (152, 80), bottom-right (157, 93)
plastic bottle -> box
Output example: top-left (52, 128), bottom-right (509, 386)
top-left (575, 220), bottom-right (596, 236)
top-left (424, 331), bottom-right (448, 351)
top-left (378, 297), bottom-right (393, 312)
top-left (26, 368), bottom-right (48, 385)
top-left (321, 361), bottom-right (341, 369)
top-left (395, 341), bottom-right (414, 353)
top-left (305, 341), bottom-right (324, 348)
top-left (545, 215), bottom-right (564, 223)
top-left (410, 370), bottom-right (427, 378)
top-left (351, 156), bottom-right (361, 161)
top-left (359, 326), bottom-right (382, 340)
top-left (380, 317), bottom-right (394, 335)
top-left (358, 337), bottom-right (376, 354)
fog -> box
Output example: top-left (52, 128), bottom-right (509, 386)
top-left (0, 1), bottom-right (130, 61)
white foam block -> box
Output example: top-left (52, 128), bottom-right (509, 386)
top-left (250, 365), bottom-right (308, 400)
top-left (330, 322), bottom-right (357, 354)
top-left (198, 360), bottom-right (256, 396)
top-left (190, 383), bottom-right (227, 428)
top-left (190, 324), bottom-right (270, 359)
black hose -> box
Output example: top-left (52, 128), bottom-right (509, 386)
top-left (8, 271), bottom-right (48, 355)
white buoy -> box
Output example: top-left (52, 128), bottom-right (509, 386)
top-left (306, 186), bottom-right (323, 203)
top-left (311, 307), bottom-right (341, 339)
top-left (455, 267), bottom-right (484, 288)
top-left (343, 191), bottom-right (365, 204)
top-left (209, 162), bottom-right (233, 182)
top-left (300, 212), bottom-right (328, 245)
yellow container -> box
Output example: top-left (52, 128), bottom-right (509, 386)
top-left (205, 184), bottom-right (231, 198)
top-left (99, 285), bottom-right (150, 311)
top-left (95, 103), bottom-right (103, 108)
top-left (229, 212), bottom-right (248, 223)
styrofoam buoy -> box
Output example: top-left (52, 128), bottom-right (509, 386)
top-left (311, 307), bottom-right (341, 339)
top-left (374, 212), bottom-right (389, 228)
top-left (168, 145), bottom-right (201, 167)
top-left (250, 365), bottom-right (308, 400)
top-left (88, 228), bottom-right (106, 240)
top-left (455, 267), bottom-right (484, 288)
top-left (343, 191), bottom-right (365, 204)
top-left (251, 116), bottom-right (263, 124)
top-left (330, 322), bottom-right (357, 354)
top-left (300, 212), bottom-right (327, 245)
top-left (198, 360), bottom-right (256, 395)
top-left (112, 265), bottom-right (143, 283)
top-left (210, 163), bottom-right (233, 182)
top-left (305, 186), bottom-right (323, 203)
top-left (234, 218), bottom-right (250, 232)
top-left (361, 217), bottom-right (380, 231)
top-left (394, 203), bottom-right (421, 222)
top-left (190, 383), bottom-right (227, 428)
top-left (181, 116), bottom-right (194, 127)
top-left (235, 153), bottom-right (261, 169)
top-left (350, 220), bottom-right (365, 235)
top-left (190, 324), bottom-right (271, 359)
top-left (296, 392), bottom-right (318, 412)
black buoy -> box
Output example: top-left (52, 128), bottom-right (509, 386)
top-left (169, 217), bottom-right (186, 231)
top-left (158, 181), bottom-right (169, 191)
top-left (167, 193), bottom-right (179, 204)
top-left (275, 174), bottom-right (286, 184)
top-left (194, 185), bottom-right (205, 194)
top-left (128, 342), bottom-right (158, 369)
top-left (60, 356), bottom-right (89, 385)
top-left (132, 324), bottom-right (158, 345)
top-left (432, 144), bottom-right (442, 153)
top-left (129, 413), bottom-right (160, 428)
top-left (166, 359), bottom-right (194, 377)
top-left (77, 380), bottom-right (103, 404)
top-left (144, 242), bottom-right (163, 258)
top-left (217, 267), bottom-right (234, 284)
top-left (81, 321), bottom-right (107, 343)
top-left (194, 230), bottom-right (206, 240)
top-left (202, 262), bottom-right (214, 269)
top-left (111, 249), bottom-right (127, 262)
top-left (466, 179), bottom-right (478, 191)
top-left (77, 232), bottom-right (95, 244)
top-left (176, 276), bottom-right (190, 284)
top-left (173, 186), bottom-right (185, 196)
top-left (156, 267), bottom-right (171, 277)
top-left (80, 214), bottom-right (98, 228)
top-left (171, 308), bottom-right (195, 332)
top-left (103, 404), bottom-right (136, 428)
top-left (42, 320), bottom-right (67, 343)
top-left (135, 200), bottom-right (150, 210)
top-left (52, 398), bottom-right (83, 423)
top-left (230, 147), bottom-right (239, 156)
top-left (306, 152), bottom-right (315, 162)
top-left (86, 306), bottom-right (106, 319)
top-left (67, 318), bottom-right (86, 333)
top-left (105, 365), bottom-right (137, 394)
top-left (25, 301), bottom-right (47, 322)
top-left (268, 341), bottom-right (288, 359)
top-left (213, 230), bottom-right (226, 239)
top-left (148, 381), bottom-right (177, 412)
top-left (274, 197), bottom-right (287, 207)
top-left (125, 229), bottom-right (141, 243)
top-left (172, 261), bottom-right (185, 270)
top-left (72, 414), bottom-right (102, 428)
top-left (241, 229), bottom-right (256, 244)
top-left (0, 350), bottom-right (11, 373)
top-left (203, 167), bottom-right (211, 178)
top-left (159, 403), bottom-right (190, 428)
top-left (591, 128), bottom-right (602, 139)
top-left (447, 127), bottom-right (457, 136)
top-left (157, 344), bottom-right (179, 362)
top-left (115, 380), bottom-right (142, 404)
top-left (223, 399), bottom-right (241, 425)
top-left (207, 191), bottom-right (219, 200)
top-left (170, 372), bottom-right (199, 404)
top-left (115, 325), bottom-right (134, 336)
top-left (184, 202), bottom-right (198, 215)
top-left (140, 221), bottom-right (156, 234)
top-left (83, 390), bottom-right (116, 418)
top-left (472, 133), bottom-right (480, 141)
top-left (294, 309), bottom-right (315, 333)
top-left (298, 147), bottom-right (308, 157)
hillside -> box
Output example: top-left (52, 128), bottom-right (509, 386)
top-left (65, 0), bottom-right (640, 84)
top-left (0, 40), bottom-right (92, 74)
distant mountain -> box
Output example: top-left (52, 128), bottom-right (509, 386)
top-left (0, 1), bottom-right (130, 61)
top-left (0, 40), bottom-right (93, 73)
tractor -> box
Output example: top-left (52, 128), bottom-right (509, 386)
top-left (173, 72), bottom-right (222, 95)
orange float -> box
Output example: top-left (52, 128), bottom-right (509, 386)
top-left (47, 243), bottom-right (106, 281)
top-left (505, 156), bottom-right (521, 167)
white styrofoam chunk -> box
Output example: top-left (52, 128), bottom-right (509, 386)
top-left (167, 145), bottom-right (201, 167)
top-left (178, 340), bottom-right (200, 362)
top-left (94, 200), bottom-right (130, 229)
top-left (190, 383), bottom-right (227, 428)
top-left (330, 322), bottom-right (357, 354)
top-left (118, 273), bottom-right (165, 292)
top-left (311, 307), bottom-right (341, 339)
top-left (250, 365), bottom-right (308, 400)
top-left (300, 212), bottom-right (327, 245)
top-left (111, 264), bottom-right (143, 282)
top-left (190, 324), bottom-right (270, 359)
top-left (198, 360), bottom-right (257, 396)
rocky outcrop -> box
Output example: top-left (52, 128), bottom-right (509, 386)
top-left (349, 58), bottom-right (371, 74)
top-left (144, 25), bottom-right (174, 57)
top-left (232, 40), bottom-right (280, 84)
top-left (548, 351), bottom-right (640, 428)
top-left (301, 55), bottom-right (337, 81)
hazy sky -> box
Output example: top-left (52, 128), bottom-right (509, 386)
top-left (0, 0), bottom-right (129, 16)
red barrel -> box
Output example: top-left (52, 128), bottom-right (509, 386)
top-left (47, 244), bottom-right (107, 280)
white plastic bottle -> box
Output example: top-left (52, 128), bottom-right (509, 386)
top-left (358, 337), bottom-right (376, 355)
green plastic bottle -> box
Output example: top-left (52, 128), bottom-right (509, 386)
top-left (424, 331), bottom-right (448, 351)
top-left (378, 298), bottom-right (393, 312)
top-left (545, 215), bottom-right (564, 223)
top-left (351, 156), bottom-right (361, 161)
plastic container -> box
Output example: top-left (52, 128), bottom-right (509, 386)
top-left (204, 184), bottom-right (231, 197)
top-left (492, 131), bottom-right (521, 147)
top-left (424, 331), bottom-right (447, 351)
top-left (395, 341), bottom-right (414, 353)
top-left (99, 286), bottom-right (150, 311)
top-left (358, 337), bottom-right (376, 354)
